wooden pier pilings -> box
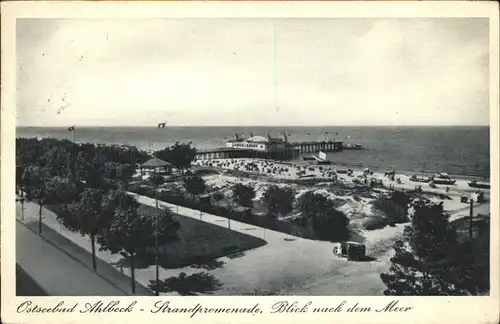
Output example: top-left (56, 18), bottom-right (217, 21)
top-left (290, 140), bottom-right (343, 154)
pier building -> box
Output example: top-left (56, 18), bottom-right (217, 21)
top-left (195, 133), bottom-right (343, 161)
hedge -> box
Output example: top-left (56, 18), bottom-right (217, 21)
top-left (129, 187), bottom-right (320, 240)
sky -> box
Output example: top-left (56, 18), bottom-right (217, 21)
top-left (16, 18), bottom-right (490, 127)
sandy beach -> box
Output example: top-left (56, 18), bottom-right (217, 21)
top-left (16, 153), bottom-right (491, 296)
top-left (192, 157), bottom-right (490, 215)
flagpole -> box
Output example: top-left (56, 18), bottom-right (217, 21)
top-left (72, 128), bottom-right (76, 143)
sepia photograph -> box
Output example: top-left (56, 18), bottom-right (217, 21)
top-left (1, 2), bottom-right (499, 323)
top-left (12, 16), bottom-right (493, 297)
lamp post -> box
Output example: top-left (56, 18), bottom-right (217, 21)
top-left (21, 196), bottom-right (25, 221)
top-left (155, 182), bottom-right (160, 296)
top-left (469, 198), bottom-right (474, 239)
top-left (150, 172), bottom-right (164, 297)
top-left (16, 195), bottom-right (25, 221)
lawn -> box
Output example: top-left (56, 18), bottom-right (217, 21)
top-left (45, 203), bottom-right (267, 270)
top-left (134, 204), bottom-right (268, 269)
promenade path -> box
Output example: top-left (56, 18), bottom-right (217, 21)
top-left (15, 201), bottom-right (153, 296)
top-left (16, 195), bottom-right (391, 295)
top-left (127, 192), bottom-right (297, 243)
top-left (127, 192), bottom-right (394, 295)
top-left (16, 190), bottom-right (488, 296)
top-left (128, 191), bottom-right (490, 295)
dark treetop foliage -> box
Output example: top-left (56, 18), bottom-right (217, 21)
top-left (44, 177), bottom-right (79, 206)
top-left (373, 192), bottom-right (410, 225)
top-left (232, 183), bottom-right (256, 208)
top-left (183, 176), bottom-right (206, 196)
top-left (17, 138), bottom-right (150, 170)
top-left (27, 167), bottom-right (52, 203)
top-left (297, 191), bottom-right (350, 241)
top-left (380, 199), bottom-right (482, 296)
top-left (21, 165), bottom-right (47, 200)
top-left (262, 185), bottom-right (295, 218)
top-left (150, 173), bottom-right (165, 188)
top-left (16, 138), bottom-right (151, 193)
top-left (155, 272), bottom-right (223, 296)
top-left (155, 142), bottom-right (197, 173)
top-left (97, 189), bottom-right (180, 256)
top-left (63, 188), bottom-right (109, 235)
top-left (62, 188), bottom-right (109, 270)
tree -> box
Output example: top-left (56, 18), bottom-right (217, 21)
top-left (21, 165), bottom-right (42, 201)
top-left (373, 195), bottom-right (409, 226)
top-left (448, 219), bottom-right (490, 294)
top-left (183, 176), bottom-right (206, 197)
top-left (103, 162), bottom-right (136, 186)
top-left (41, 145), bottom-right (72, 178)
top-left (16, 164), bottom-right (25, 194)
top-left (44, 177), bottom-right (78, 211)
top-left (98, 189), bottom-right (180, 294)
top-left (212, 192), bottom-right (224, 205)
top-left (76, 152), bottom-right (106, 189)
top-left (154, 272), bottom-right (222, 296)
top-left (104, 162), bottom-right (120, 179)
top-left (28, 167), bottom-right (51, 233)
top-left (297, 191), bottom-right (349, 241)
top-left (232, 183), bottom-right (256, 208)
top-left (156, 206), bottom-right (181, 242)
top-left (117, 163), bottom-right (136, 187)
top-left (380, 200), bottom-right (463, 295)
top-left (262, 185), bottom-right (295, 218)
top-left (62, 188), bottom-right (110, 270)
top-left (155, 142), bottom-right (197, 174)
top-left (98, 189), bottom-right (141, 293)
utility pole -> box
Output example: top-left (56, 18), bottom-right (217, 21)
top-left (469, 198), bottom-right (474, 239)
top-left (155, 185), bottom-right (160, 296)
top-left (16, 195), bottom-right (25, 221)
top-left (21, 196), bottom-right (25, 221)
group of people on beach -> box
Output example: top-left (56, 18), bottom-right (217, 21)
top-left (193, 158), bottom-right (393, 185)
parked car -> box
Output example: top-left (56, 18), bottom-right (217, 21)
top-left (333, 241), bottom-right (366, 261)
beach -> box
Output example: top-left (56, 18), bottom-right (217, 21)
top-left (15, 135), bottom-right (491, 296)
top-left (17, 154), bottom-right (489, 295)
top-left (17, 125), bottom-right (490, 177)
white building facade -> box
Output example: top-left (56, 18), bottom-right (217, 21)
top-left (226, 135), bottom-right (288, 152)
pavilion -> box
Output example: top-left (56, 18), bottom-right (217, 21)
top-left (140, 158), bottom-right (173, 177)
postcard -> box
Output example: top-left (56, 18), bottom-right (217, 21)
top-left (1, 1), bottom-right (499, 323)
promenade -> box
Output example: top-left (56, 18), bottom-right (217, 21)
top-left (128, 192), bottom-right (393, 295)
top-left (15, 189), bottom-right (489, 296)
top-left (15, 201), bottom-right (153, 296)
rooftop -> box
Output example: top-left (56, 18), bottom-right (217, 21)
top-left (227, 135), bottom-right (286, 143)
top-left (141, 157), bottom-right (172, 167)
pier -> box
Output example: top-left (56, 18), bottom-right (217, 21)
top-left (291, 140), bottom-right (343, 154)
top-left (196, 140), bottom-right (343, 161)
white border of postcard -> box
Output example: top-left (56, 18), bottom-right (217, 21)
top-left (1, 1), bottom-right (499, 324)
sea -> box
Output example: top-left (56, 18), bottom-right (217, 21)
top-left (16, 126), bottom-right (490, 178)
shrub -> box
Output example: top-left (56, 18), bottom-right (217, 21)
top-left (373, 195), bottom-right (409, 225)
top-left (363, 216), bottom-right (390, 231)
top-left (232, 183), bottom-right (256, 208)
